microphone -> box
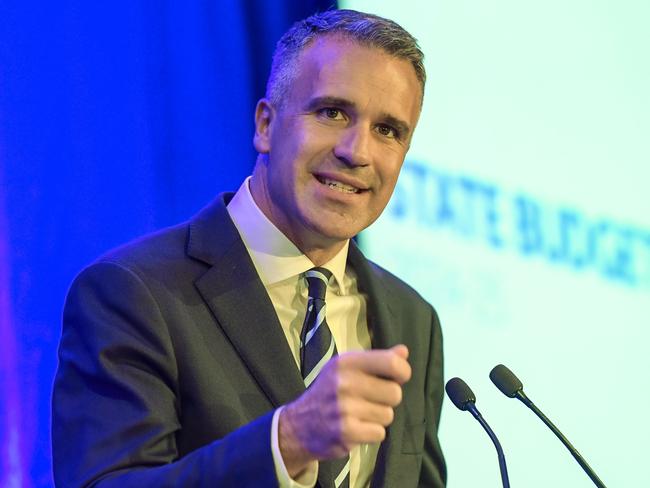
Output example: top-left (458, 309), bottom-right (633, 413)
top-left (445, 377), bottom-right (510, 488)
top-left (489, 364), bottom-right (608, 488)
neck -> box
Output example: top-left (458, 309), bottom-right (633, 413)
top-left (299, 240), bottom-right (348, 267)
top-left (248, 167), bottom-right (349, 266)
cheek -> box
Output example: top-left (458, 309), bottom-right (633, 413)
top-left (266, 153), bottom-right (309, 204)
top-left (377, 159), bottom-right (404, 188)
top-left (271, 136), bottom-right (315, 174)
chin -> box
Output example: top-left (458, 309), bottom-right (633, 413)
top-left (301, 205), bottom-right (372, 242)
top-left (310, 222), bottom-right (364, 243)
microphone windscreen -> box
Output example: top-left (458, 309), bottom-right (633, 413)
top-left (445, 377), bottom-right (476, 411)
top-left (490, 364), bottom-right (523, 398)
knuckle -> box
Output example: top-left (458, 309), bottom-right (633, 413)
top-left (383, 406), bottom-right (395, 425)
top-left (339, 422), bottom-right (356, 452)
top-left (387, 353), bottom-right (400, 372)
top-left (340, 416), bottom-right (355, 435)
top-left (338, 368), bottom-right (363, 398)
top-left (336, 372), bottom-right (352, 396)
top-left (335, 397), bottom-right (347, 416)
top-left (390, 383), bottom-right (402, 405)
top-left (341, 435), bottom-right (355, 452)
top-left (404, 365), bottom-right (412, 382)
top-left (375, 426), bottom-right (387, 442)
top-left (338, 397), bottom-right (355, 418)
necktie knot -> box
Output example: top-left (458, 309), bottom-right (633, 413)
top-left (304, 267), bottom-right (332, 301)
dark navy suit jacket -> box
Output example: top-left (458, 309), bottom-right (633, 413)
top-left (52, 193), bottom-right (446, 487)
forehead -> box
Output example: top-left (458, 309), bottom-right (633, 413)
top-left (288, 36), bottom-right (421, 124)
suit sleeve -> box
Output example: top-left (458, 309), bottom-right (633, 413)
top-left (418, 306), bottom-right (447, 487)
top-left (52, 261), bottom-right (278, 488)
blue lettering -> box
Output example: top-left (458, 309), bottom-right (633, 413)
top-left (457, 176), bottom-right (480, 237)
top-left (548, 209), bottom-right (590, 269)
top-left (514, 195), bottom-right (544, 255)
top-left (602, 226), bottom-right (637, 285)
top-left (433, 170), bottom-right (455, 228)
top-left (385, 162), bottom-right (649, 290)
top-left (481, 184), bottom-right (503, 249)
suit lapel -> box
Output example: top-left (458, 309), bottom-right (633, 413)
top-left (188, 194), bottom-right (305, 408)
top-left (188, 201), bottom-right (406, 486)
top-left (348, 242), bottom-right (399, 351)
top-left (348, 242), bottom-right (405, 488)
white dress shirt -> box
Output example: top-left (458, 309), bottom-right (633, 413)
top-left (226, 177), bottom-right (379, 487)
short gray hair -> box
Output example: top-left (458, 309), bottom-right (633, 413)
top-left (266, 9), bottom-right (426, 107)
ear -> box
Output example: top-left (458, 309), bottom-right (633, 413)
top-left (253, 98), bottom-right (274, 154)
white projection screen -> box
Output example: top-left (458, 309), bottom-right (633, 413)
top-left (342, 1), bottom-right (650, 486)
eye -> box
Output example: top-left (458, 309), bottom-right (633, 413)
top-left (319, 107), bottom-right (345, 120)
top-left (376, 124), bottom-right (398, 139)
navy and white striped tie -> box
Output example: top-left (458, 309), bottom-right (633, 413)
top-left (300, 267), bottom-right (350, 488)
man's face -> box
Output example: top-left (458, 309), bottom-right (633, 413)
top-left (252, 36), bottom-right (422, 252)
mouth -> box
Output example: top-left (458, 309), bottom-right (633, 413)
top-left (315, 175), bottom-right (367, 194)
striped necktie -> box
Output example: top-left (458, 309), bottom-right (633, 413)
top-left (300, 267), bottom-right (350, 488)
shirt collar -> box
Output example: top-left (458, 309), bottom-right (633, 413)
top-left (226, 176), bottom-right (349, 293)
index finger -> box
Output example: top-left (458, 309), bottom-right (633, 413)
top-left (339, 348), bottom-right (412, 384)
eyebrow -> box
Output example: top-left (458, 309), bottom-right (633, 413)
top-left (304, 96), bottom-right (412, 137)
top-left (304, 96), bottom-right (354, 112)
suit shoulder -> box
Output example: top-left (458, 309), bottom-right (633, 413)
top-left (70, 221), bottom-right (211, 295)
top-left (91, 193), bottom-right (235, 273)
top-left (96, 222), bottom-right (190, 271)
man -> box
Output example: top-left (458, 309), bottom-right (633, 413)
top-left (52, 9), bottom-right (446, 488)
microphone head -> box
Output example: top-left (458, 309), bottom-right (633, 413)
top-left (490, 364), bottom-right (523, 398)
top-left (445, 377), bottom-right (476, 411)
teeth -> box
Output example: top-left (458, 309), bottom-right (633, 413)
top-left (321, 178), bottom-right (359, 194)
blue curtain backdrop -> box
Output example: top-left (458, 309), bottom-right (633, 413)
top-left (0, 1), bottom-right (334, 486)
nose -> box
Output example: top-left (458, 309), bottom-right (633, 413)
top-left (333, 124), bottom-right (371, 167)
